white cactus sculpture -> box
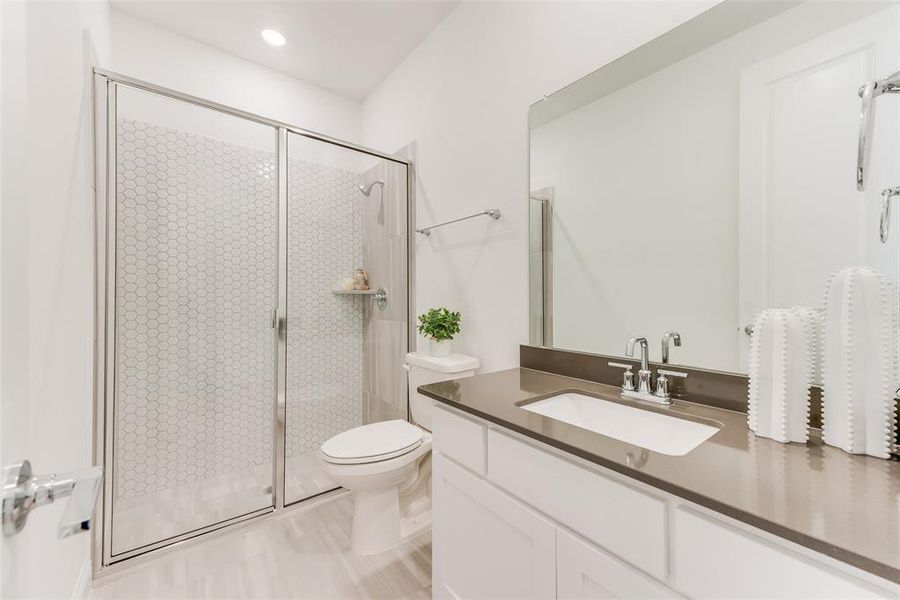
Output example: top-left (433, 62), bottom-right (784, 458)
top-left (822, 267), bottom-right (899, 459)
top-left (748, 307), bottom-right (820, 443)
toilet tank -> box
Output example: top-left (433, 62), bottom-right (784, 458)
top-left (406, 352), bottom-right (479, 431)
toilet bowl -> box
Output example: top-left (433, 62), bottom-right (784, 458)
top-left (320, 352), bottom-right (478, 555)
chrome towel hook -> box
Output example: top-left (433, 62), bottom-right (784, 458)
top-left (880, 186), bottom-right (900, 243)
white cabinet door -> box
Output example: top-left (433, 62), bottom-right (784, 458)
top-left (673, 507), bottom-right (892, 599)
top-left (433, 454), bottom-right (556, 600)
top-left (488, 430), bottom-right (668, 580)
top-left (557, 529), bottom-right (680, 600)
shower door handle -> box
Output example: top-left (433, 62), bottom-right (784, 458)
top-left (271, 308), bottom-right (286, 339)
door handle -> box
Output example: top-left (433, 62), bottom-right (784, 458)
top-left (2, 460), bottom-right (102, 538)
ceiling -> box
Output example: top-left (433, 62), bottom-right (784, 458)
top-left (111, 0), bottom-right (458, 100)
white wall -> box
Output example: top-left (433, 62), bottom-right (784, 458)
top-left (361, 1), bottom-right (717, 372)
top-left (109, 10), bottom-right (363, 146)
top-left (1, 1), bottom-right (111, 598)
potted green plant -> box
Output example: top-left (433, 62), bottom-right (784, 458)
top-left (417, 307), bottom-right (461, 357)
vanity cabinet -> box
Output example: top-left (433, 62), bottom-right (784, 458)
top-left (487, 428), bottom-right (667, 579)
top-left (432, 404), bottom-right (899, 599)
top-left (433, 453), bottom-right (556, 600)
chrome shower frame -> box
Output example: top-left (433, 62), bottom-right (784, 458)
top-left (90, 68), bottom-right (416, 577)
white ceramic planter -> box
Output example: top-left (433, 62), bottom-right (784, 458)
top-left (429, 339), bottom-right (452, 357)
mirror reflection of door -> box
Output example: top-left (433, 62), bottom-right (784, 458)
top-left (529, 187), bottom-right (554, 346)
top-left (738, 8), bottom-right (900, 375)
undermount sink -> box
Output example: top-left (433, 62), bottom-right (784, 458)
top-left (519, 392), bottom-right (719, 456)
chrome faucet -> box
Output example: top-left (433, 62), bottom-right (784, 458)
top-left (611, 335), bottom-right (687, 405)
top-left (625, 337), bottom-right (652, 394)
top-left (661, 331), bottom-right (682, 364)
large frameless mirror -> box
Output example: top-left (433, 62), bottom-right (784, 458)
top-left (528, 0), bottom-right (900, 375)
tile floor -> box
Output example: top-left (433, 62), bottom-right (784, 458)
top-left (111, 451), bottom-right (340, 556)
top-left (91, 492), bottom-right (432, 599)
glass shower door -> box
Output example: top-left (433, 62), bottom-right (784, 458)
top-left (282, 132), bottom-right (410, 505)
top-left (109, 85), bottom-right (278, 557)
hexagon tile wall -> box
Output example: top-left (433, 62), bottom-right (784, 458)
top-left (285, 156), bottom-right (364, 501)
top-left (113, 118), bottom-right (378, 535)
top-left (115, 118), bottom-right (279, 502)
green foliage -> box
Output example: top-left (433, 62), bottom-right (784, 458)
top-left (417, 307), bottom-right (462, 341)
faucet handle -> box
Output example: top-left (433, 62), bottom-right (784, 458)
top-left (653, 369), bottom-right (688, 401)
top-left (608, 362), bottom-right (636, 391)
top-left (658, 369), bottom-right (688, 378)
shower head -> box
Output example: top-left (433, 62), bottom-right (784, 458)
top-left (358, 181), bottom-right (384, 196)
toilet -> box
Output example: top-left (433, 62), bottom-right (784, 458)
top-left (320, 351), bottom-right (478, 555)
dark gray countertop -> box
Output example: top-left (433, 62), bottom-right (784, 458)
top-left (419, 367), bottom-right (900, 584)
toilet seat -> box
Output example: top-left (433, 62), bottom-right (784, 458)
top-left (321, 420), bottom-right (425, 465)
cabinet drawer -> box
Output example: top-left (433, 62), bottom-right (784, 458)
top-left (432, 404), bottom-right (487, 475)
top-left (558, 529), bottom-right (680, 600)
top-left (488, 429), bottom-right (668, 580)
top-left (673, 507), bottom-right (890, 599)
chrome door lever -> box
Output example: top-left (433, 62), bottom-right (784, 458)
top-left (2, 460), bottom-right (102, 537)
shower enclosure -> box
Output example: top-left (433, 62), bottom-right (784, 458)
top-left (92, 70), bottom-right (414, 570)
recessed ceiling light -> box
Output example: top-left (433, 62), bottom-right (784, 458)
top-left (261, 29), bottom-right (286, 47)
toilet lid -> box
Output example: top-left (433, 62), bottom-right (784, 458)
top-left (321, 420), bottom-right (424, 464)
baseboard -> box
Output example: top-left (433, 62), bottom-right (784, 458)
top-left (72, 558), bottom-right (92, 600)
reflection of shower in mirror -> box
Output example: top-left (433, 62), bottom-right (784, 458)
top-left (857, 70), bottom-right (900, 191)
top-left (358, 180), bottom-right (384, 196)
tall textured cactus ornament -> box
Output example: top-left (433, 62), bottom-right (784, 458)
top-left (748, 307), bottom-right (819, 444)
top-left (822, 267), bottom-right (899, 458)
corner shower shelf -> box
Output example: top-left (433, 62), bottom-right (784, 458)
top-left (333, 287), bottom-right (388, 309)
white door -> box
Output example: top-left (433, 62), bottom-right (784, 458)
top-left (433, 454), bottom-right (556, 600)
top-left (556, 529), bottom-right (679, 600)
top-left (1, 2), bottom-right (105, 598)
top-left (738, 6), bottom-right (900, 369)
